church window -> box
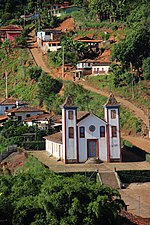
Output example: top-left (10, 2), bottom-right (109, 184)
top-left (100, 126), bottom-right (105, 137)
top-left (89, 125), bottom-right (96, 132)
top-left (80, 126), bottom-right (85, 138)
top-left (68, 110), bottom-right (73, 120)
top-left (111, 110), bottom-right (116, 119)
top-left (69, 127), bottom-right (74, 138)
top-left (112, 126), bottom-right (117, 137)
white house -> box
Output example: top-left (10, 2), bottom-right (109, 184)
top-left (24, 113), bottom-right (62, 131)
top-left (5, 106), bottom-right (45, 121)
top-left (92, 62), bottom-right (111, 75)
top-left (37, 29), bottom-right (62, 53)
top-left (46, 41), bottom-right (62, 52)
top-left (44, 94), bottom-right (121, 163)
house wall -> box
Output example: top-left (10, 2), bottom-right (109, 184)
top-left (78, 114), bottom-right (107, 162)
top-left (46, 43), bottom-right (61, 52)
top-left (37, 31), bottom-right (51, 41)
top-left (46, 140), bottom-right (62, 159)
top-left (77, 62), bottom-right (93, 69)
top-left (6, 33), bottom-right (21, 41)
top-left (92, 65), bottom-right (110, 74)
top-left (0, 104), bottom-right (16, 115)
top-left (14, 111), bottom-right (43, 121)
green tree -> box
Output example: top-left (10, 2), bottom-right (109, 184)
top-left (142, 57), bottom-right (150, 80)
top-left (28, 66), bottom-right (42, 81)
top-left (111, 3), bottom-right (150, 69)
top-left (37, 72), bottom-right (62, 107)
top-left (2, 39), bottom-right (11, 57)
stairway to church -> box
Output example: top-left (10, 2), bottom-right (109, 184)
top-left (98, 171), bottom-right (121, 189)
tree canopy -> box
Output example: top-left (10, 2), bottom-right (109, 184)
top-left (111, 2), bottom-right (150, 69)
top-left (0, 156), bottom-right (125, 225)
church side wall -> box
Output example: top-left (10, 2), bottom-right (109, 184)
top-left (46, 140), bottom-right (62, 159)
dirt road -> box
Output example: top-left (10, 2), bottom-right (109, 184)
top-left (27, 33), bottom-right (150, 152)
top-left (78, 80), bottom-right (148, 126)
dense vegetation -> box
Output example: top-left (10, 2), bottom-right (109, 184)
top-left (0, 156), bottom-right (125, 225)
top-left (118, 170), bottom-right (150, 183)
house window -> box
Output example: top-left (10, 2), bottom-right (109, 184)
top-left (100, 126), bottom-right (105, 138)
top-left (26, 114), bottom-right (30, 118)
top-left (69, 127), bottom-right (74, 138)
top-left (18, 116), bottom-right (22, 121)
top-left (111, 110), bottom-right (116, 119)
top-left (80, 126), bottom-right (85, 138)
top-left (5, 106), bottom-right (8, 110)
top-left (68, 111), bottom-right (73, 120)
top-left (112, 126), bottom-right (117, 137)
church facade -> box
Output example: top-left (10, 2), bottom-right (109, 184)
top-left (44, 94), bottom-right (121, 163)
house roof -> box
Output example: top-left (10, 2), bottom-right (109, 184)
top-left (74, 36), bottom-right (102, 43)
top-left (0, 98), bottom-right (18, 105)
top-left (48, 41), bottom-right (60, 44)
top-left (6, 106), bottom-right (44, 113)
top-left (24, 113), bottom-right (51, 122)
top-left (78, 59), bottom-right (95, 63)
top-left (105, 93), bottom-right (120, 107)
top-left (78, 113), bottom-right (107, 125)
top-left (24, 113), bottom-right (62, 123)
top-left (77, 111), bottom-right (90, 122)
top-left (41, 29), bottom-right (61, 33)
top-left (0, 115), bottom-right (8, 121)
top-left (92, 62), bottom-right (111, 66)
top-left (44, 132), bottom-right (62, 144)
top-left (0, 24), bottom-right (23, 31)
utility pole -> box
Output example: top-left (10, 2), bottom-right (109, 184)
top-left (5, 70), bottom-right (8, 99)
top-left (23, 9), bottom-right (26, 28)
top-left (62, 46), bottom-right (64, 79)
top-left (131, 74), bottom-right (134, 99)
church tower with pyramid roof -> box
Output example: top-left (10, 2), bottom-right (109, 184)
top-left (104, 93), bottom-right (121, 162)
top-left (61, 95), bottom-right (78, 163)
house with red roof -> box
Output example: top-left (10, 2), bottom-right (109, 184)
top-left (92, 62), bottom-right (111, 75)
top-left (0, 24), bottom-right (23, 42)
top-left (24, 113), bottom-right (62, 131)
top-left (0, 98), bottom-right (27, 115)
top-left (5, 106), bottom-right (45, 121)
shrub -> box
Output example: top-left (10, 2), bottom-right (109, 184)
top-left (28, 66), bottom-right (42, 81)
top-left (118, 170), bottom-right (150, 183)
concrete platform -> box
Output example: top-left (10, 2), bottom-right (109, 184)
top-left (30, 151), bottom-right (150, 173)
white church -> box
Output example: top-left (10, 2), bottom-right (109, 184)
top-left (44, 93), bottom-right (122, 163)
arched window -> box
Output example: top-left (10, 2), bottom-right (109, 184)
top-left (69, 127), bottom-right (74, 138)
top-left (100, 126), bottom-right (105, 138)
top-left (111, 110), bottom-right (116, 119)
top-left (68, 110), bottom-right (73, 120)
top-left (112, 126), bottom-right (117, 137)
top-left (79, 126), bottom-right (85, 138)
